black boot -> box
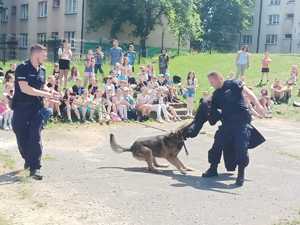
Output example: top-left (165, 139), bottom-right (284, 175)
top-left (30, 169), bottom-right (43, 181)
top-left (235, 166), bottom-right (245, 186)
top-left (24, 162), bottom-right (29, 170)
top-left (202, 164), bottom-right (218, 177)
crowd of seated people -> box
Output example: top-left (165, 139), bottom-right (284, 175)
top-left (32, 41), bottom-right (188, 125)
top-left (1, 41), bottom-right (300, 130)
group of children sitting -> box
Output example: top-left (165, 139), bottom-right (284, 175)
top-left (44, 66), bottom-right (184, 124)
top-left (1, 49), bottom-right (300, 130)
top-left (244, 54), bottom-right (300, 119)
top-left (0, 64), bottom-right (15, 130)
top-left (258, 51), bottom-right (299, 110)
top-left (46, 66), bottom-right (188, 125)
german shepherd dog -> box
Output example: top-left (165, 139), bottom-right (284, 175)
top-left (109, 127), bottom-right (193, 174)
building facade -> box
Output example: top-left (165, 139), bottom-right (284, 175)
top-left (242, 0), bottom-right (299, 53)
top-left (0, 0), bottom-right (185, 60)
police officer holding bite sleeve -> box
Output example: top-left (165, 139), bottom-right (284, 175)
top-left (202, 72), bottom-right (266, 186)
top-left (12, 44), bottom-right (53, 180)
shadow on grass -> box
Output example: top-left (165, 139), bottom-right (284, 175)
top-left (97, 166), bottom-right (245, 195)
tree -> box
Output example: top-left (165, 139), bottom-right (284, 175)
top-left (164, 0), bottom-right (202, 54)
top-left (88, 0), bottom-right (165, 56)
top-left (0, 0), bottom-right (3, 13)
top-left (198, 0), bottom-right (254, 52)
top-left (87, 0), bottom-right (201, 56)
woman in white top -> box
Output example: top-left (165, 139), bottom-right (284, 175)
top-left (235, 46), bottom-right (250, 80)
top-left (58, 40), bottom-right (73, 90)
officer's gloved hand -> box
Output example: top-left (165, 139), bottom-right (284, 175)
top-left (182, 125), bottom-right (198, 140)
top-left (182, 126), bottom-right (193, 140)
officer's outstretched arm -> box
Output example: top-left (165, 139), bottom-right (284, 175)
top-left (183, 99), bottom-right (209, 138)
top-left (19, 81), bottom-right (51, 98)
top-left (243, 86), bottom-right (266, 117)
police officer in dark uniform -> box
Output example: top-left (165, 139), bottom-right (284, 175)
top-left (12, 44), bottom-right (52, 180)
top-left (200, 72), bottom-right (266, 186)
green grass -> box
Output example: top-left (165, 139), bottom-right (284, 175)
top-left (0, 152), bottom-right (16, 170)
top-left (275, 219), bottom-right (300, 225)
top-left (1, 53), bottom-right (300, 120)
top-left (0, 216), bottom-right (11, 225)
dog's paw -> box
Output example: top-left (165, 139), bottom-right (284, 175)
top-left (185, 167), bottom-right (195, 172)
top-left (180, 170), bottom-right (187, 175)
top-left (155, 164), bottom-right (169, 168)
top-left (148, 168), bottom-right (160, 174)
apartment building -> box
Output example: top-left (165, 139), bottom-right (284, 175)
top-left (0, 0), bottom-right (184, 60)
top-left (241, 0), bottom-right (299, 53)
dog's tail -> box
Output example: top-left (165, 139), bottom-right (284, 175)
top-left (110, 134), bottom-right (131, 153)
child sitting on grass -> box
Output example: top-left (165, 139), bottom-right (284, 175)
top-left (70, 66), bottom-right (80, 81)
top-left (93, 89), bottom-right (110, 125)
top-left (259, 88), bottom-right (272, 117)
top-left (3, 74), bottom-right (14, 95)
top-left (0, 96), bottom-right (13, 130)
top-left (271, 79), bottom-right (290, 104)
top-left (288, 65), bottom-right (298, 85)
top-left (62, 88), bottom-right (81, 123)
top-left (52, 63), bottom-right (60, 80)
top-left (80, 90), bottom-right (95, 122)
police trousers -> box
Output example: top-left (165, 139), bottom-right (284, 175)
top-left (208, 123), bottom-right (251, 168)
top-left (12, 105), bottom-right (43, 170)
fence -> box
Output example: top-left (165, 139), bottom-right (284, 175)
top-left (0, 37), bottom-right (188, 65)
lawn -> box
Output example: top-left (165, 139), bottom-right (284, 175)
top-left (1, 53), bottom-right (300, 120)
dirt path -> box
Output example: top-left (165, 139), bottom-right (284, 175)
top-left (0, 119), bottom-right (300, 225)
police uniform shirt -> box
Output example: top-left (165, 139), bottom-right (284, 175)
top-left (13, 60), bottom-right (46, 109)
top-left (211, 79), bottom-right (250, 122)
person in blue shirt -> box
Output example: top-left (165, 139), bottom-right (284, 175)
top-left (12, 44), bottom-right (54, 180)
top-left (127, 44), bottom-right (137, 72)
top-left (110, 39), bottom-right (123, 67)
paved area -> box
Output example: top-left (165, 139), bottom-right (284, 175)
top-left (0, 119), bottom-right (299, 225)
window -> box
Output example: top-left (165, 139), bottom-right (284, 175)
top-left (268, 15), bottom-right (280, 25)
top-left (53, 0), bottom-right (60, 8)
top-left (51, 32), bottom-right (59, 40)
top-left (64, 31), bottom-right (76, 48)
top-left (65, 0), bottom-right (78, 14)
top-left (286, 13), bottom-right (294, 19)
top-left (1, 34), bottom-right (7, 43)
top-left (20, 4), bottom-right (29, 20)
top-left (37, 33), bottom-right (47, 45)
top-left (285, 34), bottom-right (292, 39)
top-left (242, 35), bottom-right (253, 44)
top-left (38, 1), bottom-right (48, 18)
top-left (266, 34), bottom-right (278, 45)
top-left (1, 8), bottom-right (8, 23)
top-left (19, 33), bottom-right (28, 48)
top-left (9, 33), bottom-right (16, 41)
top-left (270, 0), bottom-right (280, 5)
top-left (249, 16), bottom-right (254, 26)
top-left (11, 6), bottom-right (17, 16)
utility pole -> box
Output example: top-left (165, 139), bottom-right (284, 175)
top-left (80, 0), bottom-right (85, 58)
top-left (161, 29), bottom-right (165, 50)
top-left (256, 0), bottom-right (263, 53)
